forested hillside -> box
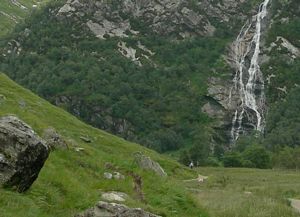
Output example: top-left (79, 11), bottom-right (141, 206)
top-left (0, 0), bottom-right (299, 168)
top-left (0, 0), bottom-right (241, 156)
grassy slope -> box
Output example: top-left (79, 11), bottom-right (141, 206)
top-left (0, 0), bottom-right (48, 37)
top-left (0, 72), bottom-right (207, 217)
top-left (185, 167), bottom-right (300, 217)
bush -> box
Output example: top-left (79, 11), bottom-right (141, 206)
top-left (223, 152), bottom-right (243, 167)
top-left (242, 145), bottom-right (271, 169)
top-left (205, 157), bottom-right (222, 167)
top-left (272, 147), bottom-right (300, 169)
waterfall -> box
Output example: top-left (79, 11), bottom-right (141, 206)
top-left (230, 0), bottom-right (270, 142)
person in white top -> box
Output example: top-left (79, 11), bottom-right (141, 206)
top-left (189, 161), bottom-right (194, 169)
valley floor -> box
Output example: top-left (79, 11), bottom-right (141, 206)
top-left (184, 167), bottom-right (300, 217)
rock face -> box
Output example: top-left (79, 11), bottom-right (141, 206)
top-left (271, 37), bottom-right (300, 59)
top-left (57, 0), bottom-right (216, 38)
top-left (56, 0), bottom-right (255, 39)
top-left (75, 201), bottom-right (161, 217)
top-left (0, 116), bottom-right (49, 192)
top-left (134, 152), bottom-right (167, 177)
top-left (202, 77), bottom-right (238, 142)
top-left (198, 0), bottom-right (248, 22)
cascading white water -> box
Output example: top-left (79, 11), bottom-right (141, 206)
top-left (230, 0), bottom-right (270, 142)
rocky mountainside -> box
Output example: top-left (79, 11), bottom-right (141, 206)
top-left (57, 0), bottom-right (255, 38)
top-left (0, 0), bottom-right (299, 165)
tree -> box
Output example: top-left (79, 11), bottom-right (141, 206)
top-left (179, 150), bottom-right (190, 166)
top-left (223, 152), bottom-right (243, 167)
top-left (272, 147), bottom-right (300, 170)
top-left (242, 145), bottom-right (271, 169)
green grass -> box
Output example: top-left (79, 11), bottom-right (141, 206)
top-left (0, 72), bottom-right (207, 217)
top-left (185, 167), bottom-right (300, 217)
top-left (0, 0), bottom-right (48, 37)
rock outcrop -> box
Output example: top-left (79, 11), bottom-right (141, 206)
top-left (75, 201), bottom-right (161, 217)
top-left (198, 0), bottom-right (248, 22)
top-left (57, 0), bottom-right (216, 38)
top-left (270, 37), bottom-right (300, 59)
top-left (202, 77), bottom-right (238, 139)
top-left (134, 152), bottom-right (167, 177)
top-left (0, 116), bottom-right (49, 192)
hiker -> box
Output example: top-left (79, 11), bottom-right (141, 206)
top-left (189, 161), bottom-right (194, 169)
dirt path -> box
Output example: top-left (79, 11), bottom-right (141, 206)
top-left (289, 199), bottom-right (300, 213)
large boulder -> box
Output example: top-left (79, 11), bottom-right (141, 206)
top-left (0, 116), bottom-right (50, 192)
top-left (134, 152), bottom-right (167, 177)
top-left (75, 201), bottom-right (161, 217)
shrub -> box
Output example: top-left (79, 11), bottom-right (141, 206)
top-left (223, 152), bottom-right (243, 167)
top-left (242, 145), bottom-right (271, 169)
top-left (272, 147), bottom-right (300, 170)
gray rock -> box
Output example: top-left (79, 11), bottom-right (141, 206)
top-left (58, 3), bottom-right (76, 14)
top-left (86, 19), bottom-right (131, 39)
top-left (18, 100), bottom-right (26, 108)
top-left (113, 172), bottom-right (125, 180)
top-left (104, 172), bottom-right (113, 179)
top-left (101, 191), bottom-right (128, 202)
top-left (276, 36), bottom-right (300, 58)
top-left (206, 77), bottom-right (234, 110)
top-left (204, 76), bottom-right (242, 120)
top-left (118, 41), bottom-right (142, 66)
top-left (289, 198), bottom-right (300, 213)
top-left (74, 147), bottom-right (85, 152)
top-left (42, 128), bottom-right (68, 150)
top-left (199, 0), bottom-right (248, 21)
top-left (80, 136), bottom-right (92, 143)
top-left (134, 152), bottom-right (167, 177)
top-left (75, 201), bottom-right (161, 217)
top-left (202, 77), bottom-right (242, 145)
top-left (0, 116), bottom-right (49, 192)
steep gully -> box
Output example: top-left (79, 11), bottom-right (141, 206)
top-left (229, 0), bottom-right (270, 142)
